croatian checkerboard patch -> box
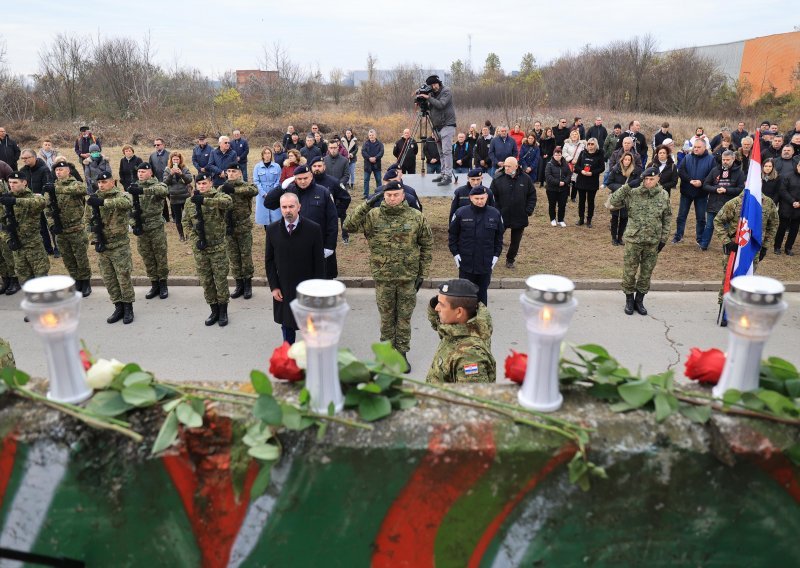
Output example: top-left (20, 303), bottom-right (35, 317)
top-left (463, 363), bottom-right (479, 375)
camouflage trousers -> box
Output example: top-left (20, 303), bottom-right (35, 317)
top-left (375, 279), bottom-right (417, 353)
top-left (136, 227), bottom-right (169, 281)
top-left (193, 243), bottom-right (230, 305)
top-left (0, 239), bottom-right (14, 277)
top-left (99, 241), bottom-right (135, 304)
top-left (226, 225), bottom-right (254, 279)
top-left (717, 251), bottom-right (760, 305)
top-left (55, 230), bottom-right (91, 280)
top-left (622, 242), bottom-right (659, 294)
top-left (13, 242), bottom-right (50, 282)
top-left (0, 337), bottom-right (15, 370)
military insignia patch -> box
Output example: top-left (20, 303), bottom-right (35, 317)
top-left (464, 363), bottom-right (478, 375)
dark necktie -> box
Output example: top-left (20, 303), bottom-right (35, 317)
top-left (287, 223), bottom-right (295, 235)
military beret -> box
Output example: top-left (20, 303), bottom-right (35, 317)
top-left (386, 162), bottom-right (400, 171)
top-left (469, 185), bottom-right (487, 196)
top-left (293, 164), bottom-right (310, 175)
top-left (96, 172), bottom-right (113, 181)
top-left (225, 163), bottom-right (241, 171)
top-left (308, 156), bottom-right (323, 166)
top-left (137, 163), bottom-right (151, 170)
top-left (195, 172), bottom-right (211, 182)
top-left (467, 168), bottom-right (483, 177)
top-left (53, 161), bottom-right (70, 169)
top-left (425, 74), bottom-right (441, 86)
top-left (439, 279), bottom-right (478, 298)
top-left (642, 167), bottom-right (660, 178)
top-left (383, 169), bottom-right (399, 181)
top-left (383, 180), bottom-right (403, 192)
top-left (79, 126), bottom-right (90, 132)
top-left (7, 171), bottom-right (24, 180)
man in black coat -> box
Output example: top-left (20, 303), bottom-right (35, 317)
top-left (19, 149), bottom-right (57, 256)
top-left (553, 119), bottom-right (570, 148)
top-left (0, 127), bottom-right (21, 171)
top-left (266, 192), bottom-right (325, 344)
top-left (392, 129), bottom-right (418, 174)
top-left (264, 164), bottom-right (339, 278)
top-left (448, 185), bottom-right (503, 305)
top-left (586, 117), bottom-right (608, 152)
top-left (309, 156), bottom-right (352, 244)
top-left (489, 157), bottom-right (537, 268)
top-left (449, 168), bottom-right (495, 221)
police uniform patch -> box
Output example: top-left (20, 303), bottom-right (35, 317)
top-left (463, 363), bottom-right (479, 375)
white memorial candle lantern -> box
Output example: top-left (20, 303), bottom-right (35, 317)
top-left (518, 275), bottom-right (578, 412)
top-left (290, 279), bottom-right (349, 415)
top-left (20, 275), bottom-right (92, 404)
top-left (712, 275), bottom-right (787, 398)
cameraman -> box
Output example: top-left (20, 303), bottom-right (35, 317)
top-left (417, 75), bottom-right (456, 186)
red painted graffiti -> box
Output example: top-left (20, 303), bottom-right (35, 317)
top-left (0, 432), bottom-right (18, 512)
top-left (727, 426), bottom-right (800, 503)
top-left (372, 423), bottom-right (496, 567)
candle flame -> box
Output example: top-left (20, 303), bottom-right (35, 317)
top-left (306, 315), bottom-right (317, 336)
top-left (739, 315), bottom-right (750, 329)
top-left (541, 306), bottom-right (552, 324)
top-left (39, 312), bottom-right (60, 328)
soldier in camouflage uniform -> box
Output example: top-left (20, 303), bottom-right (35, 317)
top-left (221, 165), bottom-right (258, 300)
top-left (0, 172), bottom-right (49, 283)
top-left (0, 178), bottom-right (22, 295)
top-left (426, 279), bottom-right (496, 383)
top-left (343, 180), bottom-right (432, 371)
top-left (48, 161), bottom-right (92, 297)
top-left (608, 167), bottom-right (671, 316)
top-left (183, 172), bottom-right (233, 326)
top-left (128, 163), bottom-right (169, 300)
top-left (0, 337), bottom-right (15, 370)
top-left (86, 172), bottom-right (135, 324)
top-left (713, 192), bottom-right (779, 323)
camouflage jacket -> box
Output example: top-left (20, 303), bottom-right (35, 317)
top-left (426, 302), bottom-right (496, 384)
top-left (227, 180), bottom-right (258, 227)
top-left (608, 183), bottom-right (671, 244)
top-left (182, 189), bottom-right (233, 249)
top-left (133, 178), bottom-right (169, 232)
top-left (713, 194), bottom-right (779, 252)
top-left (85, 185), bottom-right (133, 248)
top-left (343, 200), bottom-right (432, 282)
top-left (48, 176), bottom-right (86, 233)
top-left (0, 337), bottom-right (15, 370)
top-left (2, 187), bottom-right (46, 243)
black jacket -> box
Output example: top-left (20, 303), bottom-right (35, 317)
top-left (552, 126), bottom-right (570, 148)
top-left (653, 130), bottom-right (673, 151)
top-left (762, 175), bottom-right (781, 203)
top-left (489, 170), bottom-right (537, 228)
top-left (648, 160), bottom-right (678, 194)
top-left (423, 138), bottom-right (440, 165)
top-left (449, 184), bottom-right (495, 221)
top-left (774, 156), bottom-right (800, 179)
top-left (731, 129), bottom-right (749, 148)
top-left (119, 155), bottom-right (143, 189)
top-left (313, 172), bottom-right (351, 218)
top-left (392, 137), bottom-right (418, 173)
top-left (0, 136), bottom-right (21, 170)
top-left (587, 125), bottom-right (608, 150)
top-left (474, 137), bottom-right (492, 170)
top-left (20, 158), bottom-right (53, 193)
top-left (544, 158), bottom-right (572, 192)
top-left (703, 163), bottom-right (745, 214)
top-left (453, 141), bottom-right (472, 170)
top-left (778, 171), bottom-right (800, 220)
top-left (538, 137), bottom-right (556, 163)
top-left (300, 145), bottom-right (322, 162)
top-left (448, 204), bottom-right (504, 274)
top-left (574, 149), bottom-right (604, 191)
top-left (606, 164), bottom-right (643, 192)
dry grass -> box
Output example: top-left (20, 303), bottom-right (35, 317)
top-left (45, 145), bottom-right (798, 283)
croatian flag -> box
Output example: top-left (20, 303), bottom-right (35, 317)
top-left (732, 131), bottom-right (762, 276)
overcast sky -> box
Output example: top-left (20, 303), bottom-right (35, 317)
top-left (2, 1), bottom-right (796, 78)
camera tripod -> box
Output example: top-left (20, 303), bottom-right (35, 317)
top-left (396, 108), bottom-right (456, 184)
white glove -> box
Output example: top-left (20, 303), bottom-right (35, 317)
top-left (491, 256), bottom-right (498, 269)
top-left (454, 254), bottom-right (461, 268)
top-left (324, 248), bottom-right (334, 258)
top-left (281, 176), bottom-right (294, 189)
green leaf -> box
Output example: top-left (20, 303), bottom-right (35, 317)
top-left (785, 443), bottom-right (800, 467)
top-left (123, 371), bottom-right (153, 387)
top-left (679, 404), bottom-right (712, 424)
top-left (760, 375), bottom-right (786, 394)
top-left (111, 363), bottom-right (142, 390)
top-left (654, 392), bottom-right (678, 422)
top-left (587, 383), bottom-right (621, 401)
top-left (86, 390), bottom-right (134, 417)
top-left (163, 398), bottom-right (183, 413)
top-left (757, 390), bottom-right (799, 418)
top-left (344, 389), bottom-right (365, 407)
top-left (576, 344), bottom-right (610, 359)
top-left (618, 378), bottom-right (655, 408)
top-left (176, 401), bottom-right (203, 428)
top-left (568, 455), bottom-right (591, 491)
top-left (395, 396), bottom-right (417, 410)
top-left (338, 350), bottom-right (373, 384)
top-left (249, 464), bottom-right (273, 501)
top-left (596, 359), bottom-right (618, 375)
top-left (243, 423), bottom-right (272, 446)
top-left (317, 421), bottom-right (328, 441)
top-left (2, 368), bottom-right (29, 388)
top-left (741, 391), bottom-right (767, 411)
top-left (279, 404), bottom-right (313, 430)
top-left (121, 383), bottom-right (157, 407)
top-left (785, 379), bottom-right (800, 398)
top-left (762, 357), bottom-right (799, 380)
top-left (358, 394), bottom-right (392, 422)
top-left (248, 443), bottom-right (280, 461)
top-left (0, 381), bottom-right (6, 395)
top-left (250, 370), bottom-right (272, 395)
top-left (151, 411), bottom-right (179, 454)
top-left (722, 389), bottom-right (742, 406)
top-left (357, 383), bottom-right (382, 394)
top-left (253, 395), bottom-right (283, 425)
top-left (374, 374), bottom-right (396, 392)
top-left (299, 388), bottom-right (310, 405)
top-left (372, 342), bottom-right (407, 373)
top-left (190, 398), bottom-right (205, 416)
top-left (609, 401), bottom-right (638, 413)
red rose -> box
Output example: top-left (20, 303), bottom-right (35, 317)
top-left (79, 349), bottom-right (92, 371)
top-left (269, 342), bottom-right (304, 382)
top-left (505, 350), bottom-right (528, 385)
top-left (684, 348), bottom-right (725, 385)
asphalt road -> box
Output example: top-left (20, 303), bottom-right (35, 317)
top-left (2, 286), bottom-right (799, 384)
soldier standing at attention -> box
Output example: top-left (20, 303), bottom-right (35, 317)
top-left (426, 279), bottom-right (495, 383)
top-left (608, 167), bottom-right (671, 316)
top-left (86, 172), bottom-right (135, 324)
top-left (48, 160), bottom-right (93, 296)
top-left (128, 163), bottom-right (170, 300)
top-left (1, 172), bottom-right (49, 283)
top-left (221, 165), bottom-right (258, 300)
top-left (343, 180), bottom-right (432, 372)
top-left (183, 173), bottom-right (233, 327)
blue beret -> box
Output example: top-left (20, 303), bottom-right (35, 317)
top-left (384, 181), bottom-right (403, 192)
top-left (293, 164), bottom-right (310, 175)
top-left (195, 172), bottom-right (211, 182)
top-left (383, 169), bottom-right (399, 181)
top-left (308, 156), bottom-right (323, 166)
top-left (439, 278), bottom-right (478, 298)
top-left (469, 185), bottom-right (487, 196)
top-left (137, 163), bottom-right (151, 170)
top-left (467, 168), bottom-right (483, 177)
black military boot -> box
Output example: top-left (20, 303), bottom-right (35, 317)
top-left (74, 278), bottom-right (83, 292)
top-left (158, 279), bottom-right (168, 299)
top-left (81, 279), bottom-right (92, 297)
top-left (230, 278), bottom-right (244, 299)
top-left (123, 303), bottom-right (134, 324)
top-left (243, 278), bottom-right (253, 300)
top-left (218, 303), bottom-right (229, 327)
top-left (0, 276), bottom-right (8, 294)
top-left (624, 294), bottom-right (635, 315)
top-left (634, 292), bottom-right (648, 316)
top-left (5, 277), bottom-right (21, 295)
top-left (205, 304), bottom-right (219, 326)
top-left (107, 302), bottom-right (124, 324)
top-left (145, 281), bottom-right (159, 299)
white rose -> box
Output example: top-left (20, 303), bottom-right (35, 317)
top-left (85, 358), bottom-right (125, 390)
top-left (287, 341), bottom-right (307, 369)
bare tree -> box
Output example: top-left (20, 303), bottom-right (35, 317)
top-left (36, 34), bottom-right (87, 119)
top-left (359, 53), bottom-right (383, 113)
top-left (329, 67), bottom-right (344, 104)
top-left (0, 39), bottom-right (34, 122)
top-left (254, 42), bottom-right (308, 116)
top-left (385, 63), bottom-right (424, 111)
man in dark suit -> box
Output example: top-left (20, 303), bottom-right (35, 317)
top-left (266, 192), bottom-right (325, 344)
